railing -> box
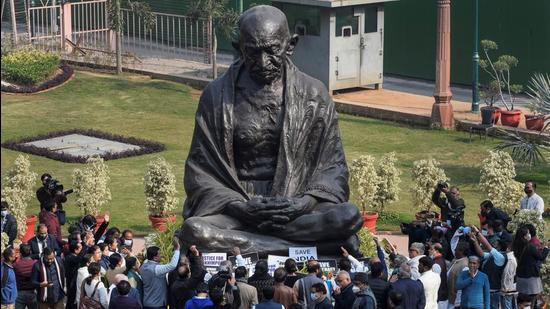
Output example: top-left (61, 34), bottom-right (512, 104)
top-left (121, 9), bottom-right (211, 63)
top-left (28, 4), bottom-right (62, 51)
top-left (70, 0), bottom-right (110, 51)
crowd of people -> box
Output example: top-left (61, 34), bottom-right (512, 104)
top-left (1, 175), bottom-right (548, 309)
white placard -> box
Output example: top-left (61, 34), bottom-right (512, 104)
top-left (289, 247), bottom-right (318, 262)
top-left (267, 255), bottom-right (289, 275)
top-left (202, 253), bottom-right (227, 268)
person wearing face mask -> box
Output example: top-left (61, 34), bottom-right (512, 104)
top-left (167, 245), bottom-right (206, 309)
top-left (1, 247), bottom-right (18, 309)
top-left (512, 226), bottom-right (549, 306)
top-left (455, 256), bottom-right (490, 309)
top-left (1, 201), bottom-right (17, 246)
top-left (124, 256), bottom-right (143, 303)
top-left (311, 282), bottom-right (333, 309)
top-left (350, 272), bottom-right (376, 309)
top-left (519, 181), bottom-right (544, 219)
top-left (427, 243), bottom-right (448, 309)
top-left (38, 202), bottom-right (62, 246)
top-left (120, 230), bottom-right (134, 251)
top-left (332, 271), bottom-right (356, 309)
top-left (29, 224), bottom-right (61, 260)
top-left (31, 247), bottom-right (66, 309)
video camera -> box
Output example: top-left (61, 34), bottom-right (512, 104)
top-left (44, 177), bottom-right (73, 200)
top-left (436, 181), bottom-right (449, 190)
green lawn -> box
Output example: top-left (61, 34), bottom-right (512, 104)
top-left (2, 71), bottom-right (549, 236)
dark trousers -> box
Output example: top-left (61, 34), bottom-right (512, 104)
top-left (15, 290), bottom-right (37, 309)
top-left (143, 307), bottom-right (167, 309)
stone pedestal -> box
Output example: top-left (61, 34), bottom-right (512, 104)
top-left (431, 0), bottom-right (454, 129)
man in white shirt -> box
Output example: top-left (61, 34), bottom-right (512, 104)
top-left (407, 242), bottom-right (426, 280)
top-left (519, 181), bottom-right (545, 219)
top-left (419, 257), bottom-right (441, 309)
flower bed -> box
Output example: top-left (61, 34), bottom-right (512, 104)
top-left (1, 129), bottom-right (165, 163)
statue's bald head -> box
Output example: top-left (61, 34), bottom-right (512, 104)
top-left (236, 5), bottom-right (298, 85)
top-left (239, 5), bottom-right (290, 43)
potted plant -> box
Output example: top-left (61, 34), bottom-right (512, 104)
top-left (525, 72), bottom-right (550, 131)
top-left (479, 40), bottom-right (523, 127)
top-left (144, 157), bottom-right (179, 231)
top-left (350, 153), bottom-right (402, 233)
top-left (73, 156), bottom-right (112, 227)
top-left (350, 155), bottom-right (380, 232)
top-left (411, 158), bottom-right (446, 220)
top-left (480, 80), bottom-right (502, 125)
top-left (478, 150), bottom-right (524, 215)
top-left (1, 155), bottom-right (38, 243)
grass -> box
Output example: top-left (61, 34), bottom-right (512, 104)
top-left (2, 70), bottom-right (549, 236)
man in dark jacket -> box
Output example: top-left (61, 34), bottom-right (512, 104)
top-left (31, 247), bottom-right (66, 309)
top-left (368, 262), bottom-right (390, 309)
top-left (480, 200), bottom-right (511, 229)
top-left (109, 280), bottom-right (142, 309)
top-left (388, 264), bottom-right (425, 309)
top-left (1, 201), bottom-right (17, 246)
top-left (351, 272), bottom-right (376, 309)
top-left (29, 224), bottom-right (61, 259)
top-left (167, 246), bottom-right (207, 309)
top-left (64, 241), bottom-right (84, 309)
top-left (431, 184), bottom-right (465, 229)
top-left (248, 260), bottom-right (274, 303)
top-left (13, 244), bottom-right (38, 309)
top-left (333, 271), bottom-right (355, 309)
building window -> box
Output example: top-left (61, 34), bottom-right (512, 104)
top-left (365, 5), bottom-right (378, 33)
top-left (273, 3), bottom-right (320, 36)
top-left (335, 7), bottom-right (358, 37)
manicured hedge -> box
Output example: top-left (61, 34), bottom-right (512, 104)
top-left (1, 47), bottom-right (60, 85)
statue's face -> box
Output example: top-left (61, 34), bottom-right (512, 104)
top-left (241, 31), bottom-right (288, 85)
top-left (238, 6), bottom-right (297, 85)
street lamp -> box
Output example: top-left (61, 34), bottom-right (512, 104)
top-left (471, 0), bottom-right (480, 112)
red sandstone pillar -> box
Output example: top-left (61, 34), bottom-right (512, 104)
top-left (431, 0), bottom-right (454, 129)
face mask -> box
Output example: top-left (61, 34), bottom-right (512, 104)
top-left (525, 233), bottom-right (532, 241)
top-left (123, 239), bottom-right (133, 247)
top-left (524, 306), bottom-right (531, 309)
top-left (38, 235), bottom-right (47, 241)
top-left (310, 293), bottom-right (319, 301)
top-left (352, 286), bottom-right (361, 294)
top-left (1, 210), bottom-right (7, 217)
top-left (481, 229), bottom-right (489, 236)
top-left (524, 188), bottom-right (533, 194)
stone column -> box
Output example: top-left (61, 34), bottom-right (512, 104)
top-left (431, 0), bottom-right (454, 129)
top-left (62, 2), bottom-right (72, 52)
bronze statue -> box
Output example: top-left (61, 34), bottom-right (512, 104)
top-left (181, 5), bottom-right (363, 255)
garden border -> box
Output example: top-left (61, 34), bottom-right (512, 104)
top-left (1, 129), bottom-right (166, 163)
top-left (1, 64), bottom-right (75, 94)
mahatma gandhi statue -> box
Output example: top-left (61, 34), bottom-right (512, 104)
top-left (181, 5), bottom-right (363, 255)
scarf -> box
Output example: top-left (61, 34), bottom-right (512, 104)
top-left (39, 258), bottom-right (64, 302)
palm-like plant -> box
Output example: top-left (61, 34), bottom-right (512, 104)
top-left (526, 72), bottom-right (550, 132)
top-left (495, 129), bottom-right (550, 166)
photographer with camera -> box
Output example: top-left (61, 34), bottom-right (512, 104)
top-left (36, 173), bottom-right (73, 225)
top-left (431, 182), bottom-right (465, 231)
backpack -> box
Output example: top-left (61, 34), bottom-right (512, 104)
top-left (79, 280), bottom-right (102, 309)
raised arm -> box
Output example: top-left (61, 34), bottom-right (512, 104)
top-left (154, 237), bottom-right (181, 276)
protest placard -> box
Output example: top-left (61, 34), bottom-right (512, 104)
top-left (318, 259), bottom-right (338, 275)
top-left (267, 255), bottom-right (289, 275)
top-left (228, 252), bottom-right (259, 277)
top-left (288, 247), bottom-right (318, 262)
top-left (202, 252), bottom-right (227, 273)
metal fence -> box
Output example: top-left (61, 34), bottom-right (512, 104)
top-left (21, 0), bottom-right (212, 65)
top-left (120, 9), bottom-right (211, 63)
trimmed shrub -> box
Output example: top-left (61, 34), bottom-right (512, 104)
top-left (1, 47), bottom-right (60, 85)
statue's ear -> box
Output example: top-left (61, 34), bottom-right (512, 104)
top-left (285, 34), bottom-right (299, 56)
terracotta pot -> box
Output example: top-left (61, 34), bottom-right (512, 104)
top-left (362, 211), bottom-right (378, 233)
top-left (480, 106), bottom-right (501, 125)
top-left (22, 215), bottom-right (37, 243)
top-left (525, 115), bottom-right (546, 131)
top-left (149, 215), bottom-right (177, 232)
top-left (500, 109), bottom-right (522, 127)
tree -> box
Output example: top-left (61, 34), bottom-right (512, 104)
top-left (108, 0), bottom-right (155, 74)
top-left (373, 152), bottom-right (401, 213)
top-left (349, 155), bottom-right (380, 214)
top-left (187, 0), bottom-right (239, 79)
top-left (73, 156), bottom-right (111, 216)
top-left (143, 157), bottom-right (178, 217)
top-left (411, 158), bottom-right (448, 212)
top-left (1, 155), bottom-right (37, 238)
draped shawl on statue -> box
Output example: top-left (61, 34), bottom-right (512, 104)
top-left (183, 59), bottom-right (349, 218)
